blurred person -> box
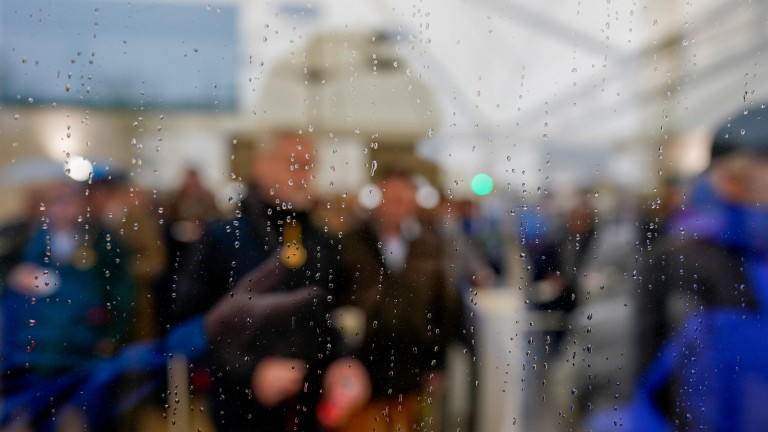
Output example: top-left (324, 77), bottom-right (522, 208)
top-left (158, 167), bottom-right (220, 332)
top-left (428, 193), bottom-right (496, 432)
top-left (1, 177), bottom-right (134, 431)
top-left (0, 189), bottom-right (43, 291)
top-left (165, 166), bottom-right (219, 250)
top-left (528, 194), bottom-right (592, 349)
top-left (637, 175), bottom-right (685, 252)
top-left (1, 253), bottom-right (370, 432)
top-left (169, 167), bottom-right (220, 225)
top-left (87, 168), bottom-right (171, 430)
top-left (0, 158), bottom-right (70, 293)
top-left (547, 192), bottom-right (641, 431)
top-left (638, 105), bottom-right (768, 430)
top-left (431, 194), bottom-right (496, 291)
top-left (522, 194), bottom-right (594, 431)
top-left (455, 198), bottom-right (507, 278)
top-left (524, 190), bottom-right (639, 430)
top-left (589, 104), bottom-right (768, 431)
top-left (170, 131), bottom-right (360, 432)
top-left (335, 166), bottom-right (463, 432)
top-left (89, 168), bottom-right (167, 341)
top-left (515, 194), bottom-right (556, 254)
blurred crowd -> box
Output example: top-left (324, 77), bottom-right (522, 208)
top-left (2, 105), bottom-right (768, 432)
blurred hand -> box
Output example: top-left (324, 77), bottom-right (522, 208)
top-left (421, 370), bottom-right (445, 396)
top-left (8, 263), bottom-right (60, 296)
top-left (532, 274), bottom-right (567, 303)
top-left (317, 357), bottom-right (371, 430)
top-left (251, 357), bottom-right (307, 407)
top-left (471, 267), bottom-right (496, 287)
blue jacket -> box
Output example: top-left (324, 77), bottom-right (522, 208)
top-left (591, 176), bottom-right (768, 431)
top-left (1, 316), bottom-right (207, 431)
top-left (2, 225), bottom-right (133, 374)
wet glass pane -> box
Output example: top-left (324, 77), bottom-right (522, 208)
top-left (1, 1), bottom-right (768, 431)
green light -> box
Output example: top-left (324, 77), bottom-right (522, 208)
top-left (471, 173), bottom-right (494, 195)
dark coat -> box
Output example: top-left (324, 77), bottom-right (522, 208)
top-left (171, 187), bottom-right (347, 432)
top-left (338, 221), bottom-right (462, 397)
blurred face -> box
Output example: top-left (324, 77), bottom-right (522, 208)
top-left (567, 202), bottom-right (594, 235)
top-left (713, 153), bottom-right (768, 205)
top-left (43, 181), bottom-right (85, 229)
top-left (253, 134), bottom-right (316, 211)
top-left (375, 176), bottom-right (418, 226)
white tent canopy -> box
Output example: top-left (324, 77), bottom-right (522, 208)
top-left (3, 0), bottom-right (767, 199)
top-left (234, 0), bottom-right (768, 192)
top-left (240, 0), bottom-right (768, 138)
